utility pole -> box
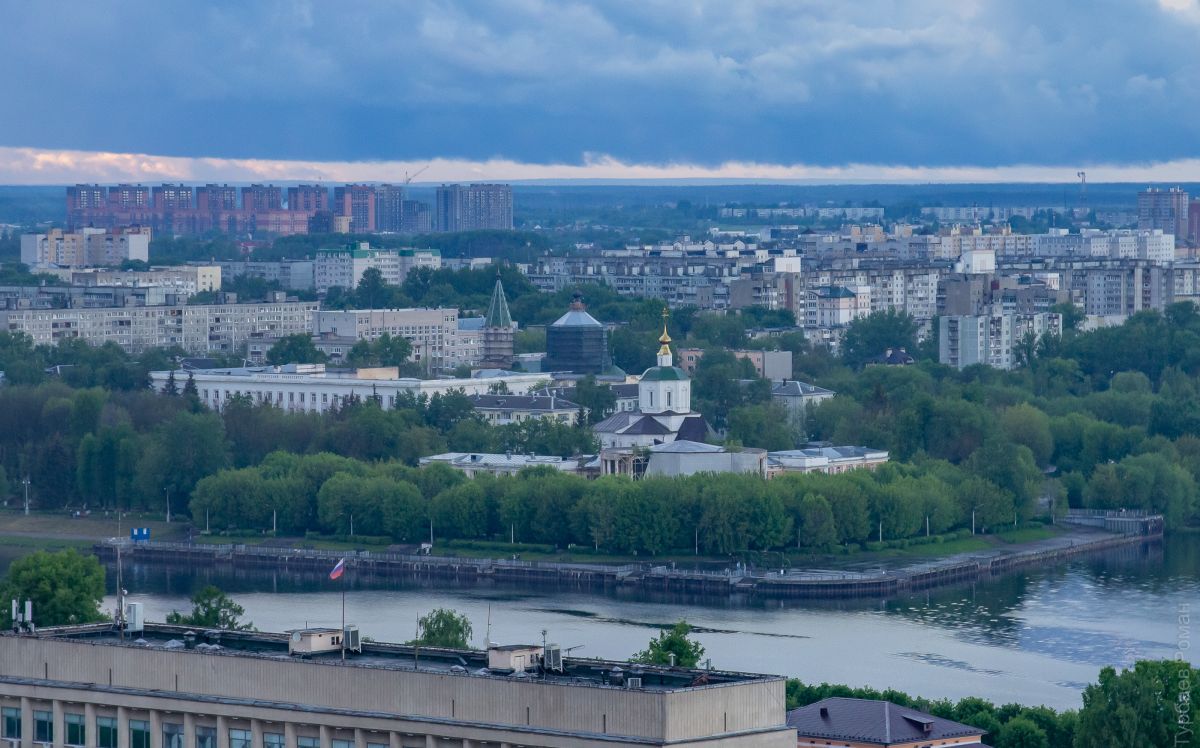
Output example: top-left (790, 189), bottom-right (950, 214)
top-left (972, 509), bottom-right (977, 536)
top-left (21, 476), bottom-right (30, 516)
top-left (164, 487), bottom-right (171, 524)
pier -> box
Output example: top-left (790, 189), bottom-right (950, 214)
top-left (93, 510), bottom-right (1162, 600)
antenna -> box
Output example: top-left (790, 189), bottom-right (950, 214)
top-left (1077, 170), bottom-right (1088, 216)
top-left (485, 604), bottom-right (492, 649)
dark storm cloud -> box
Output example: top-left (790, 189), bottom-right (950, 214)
top-left (1, 0), bottom-right (1198, 167)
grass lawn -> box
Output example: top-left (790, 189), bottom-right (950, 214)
top-left (0, 510), bottom-right (188, 542)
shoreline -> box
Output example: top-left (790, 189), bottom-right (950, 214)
top-left (91, 523), bottom-right (1161, 600)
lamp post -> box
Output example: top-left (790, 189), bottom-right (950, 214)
top-left (164, 487), bottom-right (171, 524)
top-left (21, 476), bottom-right (30, 516)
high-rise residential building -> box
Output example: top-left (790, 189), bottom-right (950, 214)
top-left (152, 184), bottom-right (193, 212)
top-left (1190, 199), bottom-right (1200, 246)
top-left (374, 184), bottom-right (406, 232)
top-left (334, 184), bottom-right (377, 233)
top-left (287, 184), bottom-right (329, 212)
top-left (107, 184), bottom-right (151, 211)
top-left (401, 200), bottom-right (433, 232)
top-left (196, 184), bottom-right (239, 212)
top-left (1138, 186), bottom-right (1190, 242)
top-left (435, 183), bottom-right (514, 232)
top-left (242, 183), bottom-right (283, 212)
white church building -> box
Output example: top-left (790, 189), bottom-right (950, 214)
top-left (592, 311), bottom-right (711, 448)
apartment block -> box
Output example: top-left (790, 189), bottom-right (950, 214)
top-left (314, 244), bottom-right (441, 293)
top-left (21, 227), bottom-right (151, 268)
top-left (0, 301), bottom-right (318, 355)
top-left (939, 311), bottom-right (1061, 370)
top-left (313, 307), bottom-right (463, 370)
top-left (1138, 186), bottom-right (1189, 242)
top-left (210, 260), bottom-right (315, 291)
top-left (435, 184), bottom-right (514, 231)
top-left (334, 185), bottom-right (377, 233)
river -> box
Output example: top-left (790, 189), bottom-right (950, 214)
top-left (3, 535), bottom-right (1198, 710)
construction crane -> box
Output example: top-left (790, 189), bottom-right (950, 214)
top-left (403, 164), bottom-right (430, 186)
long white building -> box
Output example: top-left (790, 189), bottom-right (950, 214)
top-left (0, 301), bottom-right (317, 355)
top-left (150, 364), bottom-right (549, 412)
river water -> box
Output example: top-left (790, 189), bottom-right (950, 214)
top-left (3, 535), bottom-right (1198, 710)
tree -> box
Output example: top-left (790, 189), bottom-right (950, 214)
top-left (841, 310), bottom-right (919, 368)
top-left (165, 585), bottom-right (253, 630)
top-left (796, 493), bottom-right (837, 552)
top-left (1075, 660), bottom-right (1199, 748)
top-left (266, 334), bottom-right (327, 366)
top-left (164, 368), bottom-right (179, 396)
top-left (0, 550), bottom-right (106, 627)
top-left (633, 621), bottom-right (705, 668)
top-left (994, 716), bottom-right (1048, 748)
top-left (410, 608), bottom-right (473, 649)
top-left (572, 375), bottom-right (617, 425)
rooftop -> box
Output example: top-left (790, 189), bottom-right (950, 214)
top-left (23, 623), bottom-right (774, 694)
top-left (786, 698), bottom-right (984, 746)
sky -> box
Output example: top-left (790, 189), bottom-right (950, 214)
top-left (1, 0), bottom-right (1199, 184)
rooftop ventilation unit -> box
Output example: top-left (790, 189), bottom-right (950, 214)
top-left (543, 643), bottom-right (563, 673)
top-left (625, 677), bottom-right (642, 689)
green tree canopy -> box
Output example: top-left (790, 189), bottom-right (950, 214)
top-left (0, 550), bottom-right (106, 627)
top-left (266, 334), bottom-right (327, 366)
top-left (410, 608), bottom-right (473, 649)
top-left (1075, 660), bottom-right (1198, 748)
top-left (165, 585), bottom-right (253, 630)
top-left (632, 621), bottom-right (705, 668)
top-left (841, 310), bottom-right (919, 368)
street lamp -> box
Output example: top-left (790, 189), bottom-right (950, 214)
top-left (164, 487), bottom-right (171, 524)
top-left (21, 476), bottom-right (30, 516)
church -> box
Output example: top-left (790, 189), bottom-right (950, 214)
top-left (592, 311), bottom-right (711, 448)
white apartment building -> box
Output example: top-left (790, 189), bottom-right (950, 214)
top-left (806, 285), bottom-right (872, 328)
top-left (313, 307), bottom-right (471, 371)
top-left (150, 364), bottom-right (548, 413)
top-left (60, 266), bottom-right (222, 295)
top-left (0, 301), bottom-right (317, 355)
top-left (21, 227), bottom-right (151, 268)
top-left (939, 311), bottom-right (1062, 370)
top-left (211, 259), bottom-right (315, 290)
top-left (314, 244), bottom-right (441, 293)
top-left (1033, 229), bottom-right (1175, 262)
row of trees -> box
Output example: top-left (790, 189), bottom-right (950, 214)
top-left (191, 451), bottom-right (1033, 552)
top-left (0, 381), bottom-right (599, 513)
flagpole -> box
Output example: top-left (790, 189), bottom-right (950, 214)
top-left (340, 563), bottom-right (346, 662)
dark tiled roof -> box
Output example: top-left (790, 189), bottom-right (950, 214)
top-left (771, 380), bottom-right (835, 398)
top-left (675, 414), bottom-right (712, 442)
top-left (786, 698), bottom-right (985, 746)
top-left (611, 383), bottom-right (639, 397)
top-left (621, 416), bottom-right (672, 435)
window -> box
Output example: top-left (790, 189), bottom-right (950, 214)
top-left (66, 714), bottom-right (86, 746)
top-left (195, 725), bottom-right (216, 748)
top-left (229, 729), bottom-right (252, 748)
top-left (332, 741), bottom-right (354, 748)
top-left (129, 720), bottom-right (150, 748)
top-left (163, 723), bottom-right (184, 748)
top-left (2, 707), bottom-right (20, 740)
top-left (97, 717), bottom-right (117, 748)
top-left (297, 737), bottom-right (320, 748)
top-left (263, 733), bottom-right (285, 748)
top-left (33, 710), bottom-right (52, 743)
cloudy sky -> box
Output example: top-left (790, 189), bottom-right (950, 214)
top-left (1, 0), bottom-right (1199, 183)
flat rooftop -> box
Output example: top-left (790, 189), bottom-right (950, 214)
top-left (28, 623), bottom-right (775, 693)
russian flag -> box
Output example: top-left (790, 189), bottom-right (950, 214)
top-left (329, 558), bottom-right (345, 580)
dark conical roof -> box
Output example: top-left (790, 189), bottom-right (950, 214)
top-left (485, 276), bottom-right (512, 328)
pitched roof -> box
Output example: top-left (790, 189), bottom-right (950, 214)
top-left (771, 380), bottom-right (835, 398)
top-left (649, 440), bottom-right (723, 453)
top-left (621, 416), bottom-right (672, 435)
top-left (485, 277), bottom-right (513, 329)
top-left (786, 698), bottom-right (985, 746)
top-left (675, 414), bottom-right (712, 442)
